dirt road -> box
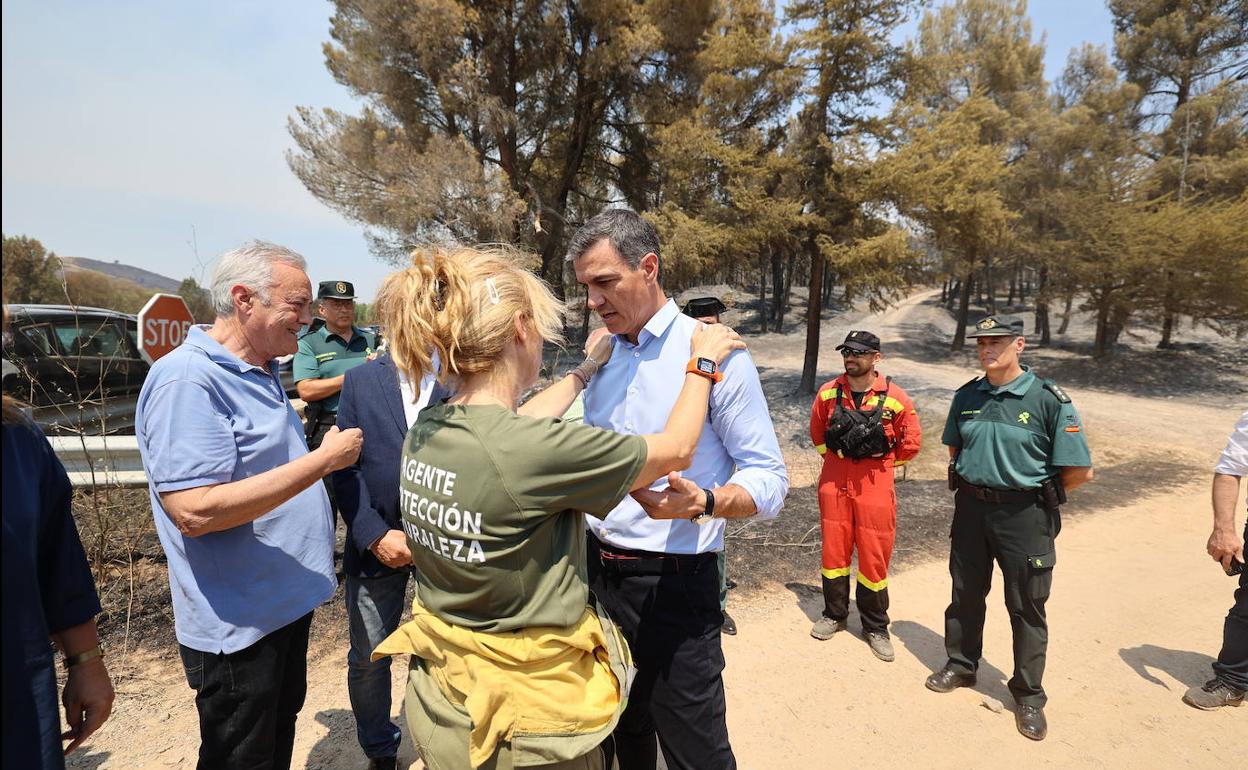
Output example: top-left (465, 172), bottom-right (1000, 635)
top-left (71, 291), bottom-right (1244, 769)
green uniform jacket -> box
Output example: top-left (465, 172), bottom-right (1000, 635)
top-left (942, 367), bottom-right (1091, 490)
top-left (292, 325), bottom-right (376, 413)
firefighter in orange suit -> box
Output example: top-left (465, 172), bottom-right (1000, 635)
top-left (808, 329), bottom-right (921, 662)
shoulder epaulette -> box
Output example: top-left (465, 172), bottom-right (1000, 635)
top-left (957, 376), bottom-right (981, 392)
top-left (1042, 379), bottom-right (1071, 403)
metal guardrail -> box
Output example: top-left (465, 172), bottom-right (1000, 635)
top-left (50, 401), bottom-right (307, 489)
top-left (49, 435), bottom-right (147, 488)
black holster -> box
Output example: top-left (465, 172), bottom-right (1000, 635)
top-left (948, 461), bottom-right (959, 491)
top-left (1038, 476), bottom-right (1067, 510)
top-left (303, 401), bottom-right (326, 441)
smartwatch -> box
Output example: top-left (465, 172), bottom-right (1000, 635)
top-left (691, 487), bottom-right (715, 524)
top-left (686, 357), bottom-right (723, 383)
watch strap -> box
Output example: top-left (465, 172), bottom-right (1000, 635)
top-left (64, 645), bottom-right (104, 669)
top-left (692, 488), bottom-right (716, 522)
top-left (685, 357), bottom-right (723, 383)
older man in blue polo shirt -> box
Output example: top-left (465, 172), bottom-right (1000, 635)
top-left (568, 209), bottom-right (789, 770)
top-left (136, 240), bottom-right (362, 770)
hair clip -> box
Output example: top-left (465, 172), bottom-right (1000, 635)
top-left (485, 277), bottom-right (501, 305)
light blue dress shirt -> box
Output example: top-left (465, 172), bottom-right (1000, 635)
top-left (583, 299), bottom-right (789, 554)
top-left (136, 326), bottom-right (336, 654)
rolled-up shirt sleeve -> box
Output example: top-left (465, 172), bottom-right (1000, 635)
top-left (140, 379), bottom-right (237, 492)
top-left (1214, 411), bottom-right (1248, 477)
top-left (710, 350), bottom-right (789, 520)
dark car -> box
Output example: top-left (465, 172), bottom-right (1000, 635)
top-left (2, 304), bottom-right (149, 434)
top-left (3, 304), bottom-right (299, 435)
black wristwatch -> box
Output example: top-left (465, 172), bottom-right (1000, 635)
top-left (691, 488), bottom-right (715, 525)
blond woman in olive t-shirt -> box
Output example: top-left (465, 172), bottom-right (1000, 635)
top-left (370, 245), bottom-right (743, 770)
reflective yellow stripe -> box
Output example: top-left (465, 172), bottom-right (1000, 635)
top-left (857, 573), bottom-right (888, 592)
top-left (822, 567), bottom-right (851, 580)
top-left (863, 395), bottom-right (906, 414)
top-left (820, 389), bottom-right (836, 401)
top-left (815, 443), bottom-right (827, 455)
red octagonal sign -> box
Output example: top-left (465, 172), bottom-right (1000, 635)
top-left (137, 293), bottom-right (195, 364)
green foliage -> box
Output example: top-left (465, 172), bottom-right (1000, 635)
top-left (286, 0), bottom-right (1247, 363)
top-left (177, 277), bottom-right (215, 323)
top-left (2, 234), bottom-right (63, 304)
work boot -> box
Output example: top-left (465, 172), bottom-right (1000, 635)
top-left (367, 757), bottom-right (397, 770)
top-left (721, 611), bottom-right (738, 636)
top-left (1014, 704), bottom-right (1047, 741)
top-left (810, 616), bottom-right (847, 640)
top-left (1182, 678), bottom-right (1246, 710)
top-left (865, 631), bottom-right (895, 662)
top-left (925, 666), bottom-right (977, 693)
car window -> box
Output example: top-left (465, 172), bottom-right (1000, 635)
top-left (53, 320), bottom-right (126, 358)
top-left (16, 324), bottom-right (55, 356)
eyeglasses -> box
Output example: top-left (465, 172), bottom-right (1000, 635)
top-left (841, 349), bottom-right (875, 358)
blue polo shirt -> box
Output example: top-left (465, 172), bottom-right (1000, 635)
top-left (136, 326), bottom-right (336, 654)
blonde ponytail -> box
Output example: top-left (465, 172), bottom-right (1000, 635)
top-left (375, 245), bottom-right (565, 389)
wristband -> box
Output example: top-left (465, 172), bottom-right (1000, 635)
top-left (64, 646), bottom-right (104, 669)
top-left (569, 354), bottom-right (602, 388)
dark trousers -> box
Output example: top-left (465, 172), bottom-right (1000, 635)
top-left (586, 536), bottom-right (736, 770)
top-left (942, 492), bottom-right (1057, 707)
top-left (346, 572), bottom-right (410, 759)
top-left (822, 575), bottom-right (890, 634)
top-left (1212, 521), bottom-right (1248, 691)
top-left (179, 613), bottom-right (314, 770)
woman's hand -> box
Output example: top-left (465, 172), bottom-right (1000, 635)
top-left (584, 327), bottom-right (615, 366)
top-left (690, 323), bottom-right (745, 364)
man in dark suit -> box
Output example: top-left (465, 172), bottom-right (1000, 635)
top-left (333, 352), bottom-right (445, 770)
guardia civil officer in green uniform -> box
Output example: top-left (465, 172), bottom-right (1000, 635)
top-left (925, 315), bottom-right (1093, 742)
top-left (294, 281), bottom-right (376, 512)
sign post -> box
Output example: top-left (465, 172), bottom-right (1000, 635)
top-left (137, 293), bottom-right (195, 364)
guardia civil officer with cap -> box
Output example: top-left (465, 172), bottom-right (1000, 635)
top-left (294, 281), bottom-right (377, 512)
top-left (926, 315), bottom-right (1093, 742)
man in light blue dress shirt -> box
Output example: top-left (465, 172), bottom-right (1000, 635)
top-left (568, 209), bottom-right (789, 770)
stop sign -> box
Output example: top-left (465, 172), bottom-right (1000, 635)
top-left (137, 293), bottom-right (195, 364)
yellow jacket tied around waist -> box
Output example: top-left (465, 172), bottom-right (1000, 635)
top-left (373, 598), bottom-right (632, 769)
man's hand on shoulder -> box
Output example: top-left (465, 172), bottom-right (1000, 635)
top-left (371, 529), bottom-right (413, 568)
top-left (631, 472), bottom-right (705, 520)
top-left (316, 425), bottom-right (363, 473)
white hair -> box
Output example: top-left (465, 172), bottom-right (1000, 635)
top-left (209, 240), bottom-right (308, 317)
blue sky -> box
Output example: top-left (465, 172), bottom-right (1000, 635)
top-left (2, 0), bottom-right (1114, 302)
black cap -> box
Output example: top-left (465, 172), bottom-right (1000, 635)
top-left (836, 329), bottom-right (881, 353)
top-left (967, 315), bottom-right (1024, 337)
top-left (682, 296), bottom-right (727, 319)
top-left (317, 280), bottom-right (356, 300)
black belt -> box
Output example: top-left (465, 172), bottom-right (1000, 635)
top-left (956, 478), bottom-right (1039, 505)
top-left (593, 538), bottom-right (715, 576)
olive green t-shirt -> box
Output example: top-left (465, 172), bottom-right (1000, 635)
top-left (942, 368), bottom-right (1092, 490)
top-left (399, 404), bottom-right (647, 632)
